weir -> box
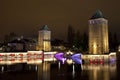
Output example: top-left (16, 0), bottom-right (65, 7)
top-left (0, 51), bottom-right (116, 65)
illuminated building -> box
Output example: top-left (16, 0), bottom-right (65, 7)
top-left (89, 10), bottom-right (109, 54)
top-left (37, 25), bottom-right (51, 51)
top-left (118, 45), bottom-right (120, 52)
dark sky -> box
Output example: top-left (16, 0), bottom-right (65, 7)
top-left (0, 0), bottom-right (120, 41)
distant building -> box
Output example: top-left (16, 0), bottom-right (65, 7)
top-left (37, 25), bottom-right (51, 51)
top-left (7, 38), bottom-right (36, 52)
top-left (89, 10), bottom-right (109, 54)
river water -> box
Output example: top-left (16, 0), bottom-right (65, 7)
top-left (0, 61), bottom-right (119, 80)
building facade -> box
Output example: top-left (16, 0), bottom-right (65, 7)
top-left (118, 45), bottom-right (120, 52)
top-left (89, 10), bottom-right (109, 54)
top-left (37, 25), bottom-right (51, 51)
top-left (6, 38), bottom-right (36, 52)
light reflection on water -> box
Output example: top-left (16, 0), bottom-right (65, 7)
top-left (0, 61), bottom-right (119, 80)
top-left (82, 62), bottom-right (116, 80)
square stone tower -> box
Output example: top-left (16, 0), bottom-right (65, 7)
top-left (89, 10), bottom-right (109, 54)
top-left (37, 25), bottom-right (51, 51)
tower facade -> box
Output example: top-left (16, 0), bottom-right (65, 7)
top-left (89, 10), bottom-right (109, 54)
top-left (38, 25), bottom-right (51, 51)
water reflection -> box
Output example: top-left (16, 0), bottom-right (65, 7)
top-left (0, 61), bottom-right (118, 80)
top-left (37, 62), bottom-right (50, 80)
top-left (50, 62), bottom-right (82, 80)
top-left (82, 62), bottom-right (116, 80)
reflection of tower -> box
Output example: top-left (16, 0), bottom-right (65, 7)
top-left (38, 25), bottom-right (51, 51)
top-left (37, 62), bottom-right (50, 80)
top-left (89, 10), bottom-right (109, 54)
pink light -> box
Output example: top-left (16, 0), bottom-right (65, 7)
top-left (100, 59), bottom-right (103, 64)
top-left (10, 54), bottom-right (15, 56)
top-left (19, 53), bottom-right (23, 56)
top-left (89, 59), bottom-right (92, 64)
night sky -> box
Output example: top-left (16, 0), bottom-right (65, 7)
top-left (0, 0), bottom-right (120, 42)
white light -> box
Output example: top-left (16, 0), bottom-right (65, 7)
top-left (66, 50), bottom-right (73, 55)
top-left (66, 59), bottom-right (73, 64)
top-left (72, 64), bottom-right (75, 78)
top-left (1, 66), bottom-right (4, 72)
top-left (58, 61), bottom-right (61, 70)
top-left (109, 52), bottom-right (116, 56)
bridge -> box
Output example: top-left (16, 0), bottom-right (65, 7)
top-left (0, 51), bottom-right (56, 65)
top-left (0, 51), bottom-right (116, 65)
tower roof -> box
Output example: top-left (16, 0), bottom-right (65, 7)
top-left (91, 10), bottom-right (105, 19)
top-left (40, 25), bottom-right (50, 31)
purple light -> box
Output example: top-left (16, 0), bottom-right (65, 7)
top-left (110, 58), bottom-right (116, 63)
top-left (54, 52), bottom-right (66, 64)
top-left (62, 58), bottom-right (66, 64)
top-left (71, 53), bottom-right (82, 64)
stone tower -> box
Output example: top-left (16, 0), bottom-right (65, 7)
top-left (89, 10), bottom-right (109, 54)
top-left (38, 25), bottom-right (51, 51)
